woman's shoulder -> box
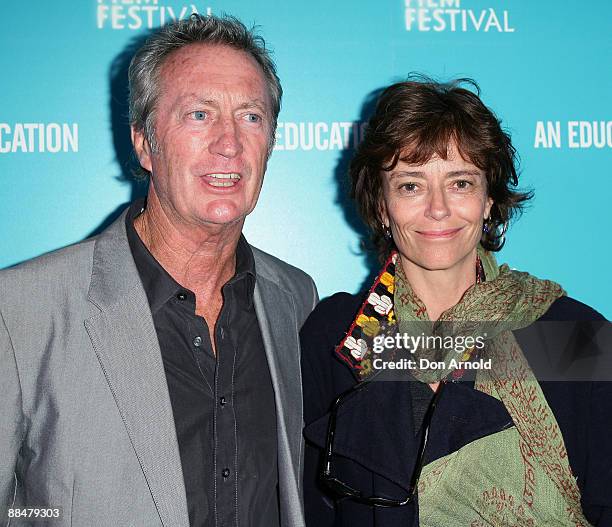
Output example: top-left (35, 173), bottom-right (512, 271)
top-left (539, 295), bottom-right (606, 322)
top-left (304, 291), bottom-right (365, 327)
top-left (521, 295), bottom-right (607, 374)
top-left (300, 291), bottom-right (366, 357)
top-left (300, 292), bottom-right (366, 415)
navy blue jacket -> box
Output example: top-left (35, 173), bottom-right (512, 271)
top-left (301, 294), bottom-right (612, 526)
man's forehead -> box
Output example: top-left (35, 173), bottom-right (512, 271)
top-left (155, 43), bottom-right (271, 104)
top-left (170, 93), bottom-right (270, 112)
top-left (158, 43), bottom-right (263, 78)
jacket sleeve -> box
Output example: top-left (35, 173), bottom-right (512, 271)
top-left (0, 308), bottom-right (24, 523)
top-left (582, 380), bottom-right (612, 526)
top-left (300, 293), bottom-right (361, 527)
top-left (299, 275), bottom-right (319, 329)
top-left (308, 276), bottom-right (319, 313)
top-left (301, 307), bottom-right (337, 527)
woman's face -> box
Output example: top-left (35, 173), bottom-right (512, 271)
top-left (380, 141), bottom-right (493, 276)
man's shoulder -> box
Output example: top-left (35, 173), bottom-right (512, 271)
top-left (0, 238), bottom-right (96, 290)
top-left (0, 238), bottom-right (99, 326)
top-left (250, 244), bottom-right (314, 291)
top-left (249, 245), bottom-right (318, 325)
top-left (0, 206), bottom-right (129, 300)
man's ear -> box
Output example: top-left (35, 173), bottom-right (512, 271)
top-left (131, 125), bottom-right (153, 173)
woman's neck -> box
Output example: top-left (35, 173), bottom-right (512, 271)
top-left (399, 250), bottom-right (477, 321)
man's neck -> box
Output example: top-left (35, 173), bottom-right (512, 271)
top-left (133, 196), bottom-right (243, 298)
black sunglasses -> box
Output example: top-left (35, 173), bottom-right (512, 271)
top-left (319, 378), bottom-right (446, 507)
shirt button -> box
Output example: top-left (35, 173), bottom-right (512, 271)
top-left (193, 336), bottom-right (202, 347)
top-left (219, 396), bottom-right (226, 406)
top-left (221, 468), bottom-right (230, 478)
top-left (176, 292), bottom-right (186, 301)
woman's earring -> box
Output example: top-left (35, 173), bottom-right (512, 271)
top-left (483, 218), bottom-right (490, 234)
top-left (382, 223), bottom-right (392, 241)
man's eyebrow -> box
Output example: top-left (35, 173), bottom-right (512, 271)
top-left (235, 100), bottom-right (270, 114)
top-left (171, 94), bottom-right (216, 109)
top-left (171, 95), bottom-right (269, 114)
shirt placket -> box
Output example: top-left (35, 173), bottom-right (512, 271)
top-left (213, 289), bottom-right (239, 527)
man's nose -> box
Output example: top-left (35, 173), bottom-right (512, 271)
top-left (208, 117), bottom-right (243, 158)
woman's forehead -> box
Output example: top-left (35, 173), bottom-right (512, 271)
top-left (396, 140), bottom-right (480, 170)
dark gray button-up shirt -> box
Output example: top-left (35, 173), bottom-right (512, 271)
top-left (126, 201), bottom-right (279, 527)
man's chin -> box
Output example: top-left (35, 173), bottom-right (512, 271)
top-left (202, 200), bottom-right (245, 222)
top-left (195, 209), bottom-right (248, 229)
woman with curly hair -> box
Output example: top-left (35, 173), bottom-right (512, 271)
top-left (301, 78), bottom-right (611, 526)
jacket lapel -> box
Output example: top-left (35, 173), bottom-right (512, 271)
top-left (84, 209), bottom-right (189, 527)
top-left (253, 272), bottom-right (305, 527)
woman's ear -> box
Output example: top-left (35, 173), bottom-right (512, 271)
top-left (378, 199), bottom-right (389, 228)
top-left (484, 197), bottom-right (494, 220)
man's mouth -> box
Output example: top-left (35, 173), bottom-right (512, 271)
top-left (206, 173), bottom-right (241, 187)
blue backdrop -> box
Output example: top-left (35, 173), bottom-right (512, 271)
top-left (1, 0), bottom-right (610, 317)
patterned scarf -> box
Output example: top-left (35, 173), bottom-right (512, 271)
top-left (394, 245), bottom-right (564, 383)
top-left (335, 246), bottom-right (591, 526)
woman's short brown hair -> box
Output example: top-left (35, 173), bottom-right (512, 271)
top-left (349, 77), bottom-right (532, 261)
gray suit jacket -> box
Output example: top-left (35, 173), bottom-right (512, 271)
top-left (0, 207), bottom-right (318, 527)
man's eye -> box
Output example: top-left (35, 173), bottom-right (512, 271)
top-left (191, 111), bottom-right (206, 121)
top-left (245, 113), bottom-right (262, 123)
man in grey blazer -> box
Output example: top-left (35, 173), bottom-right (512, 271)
top-left (0, 14), bottom-right (317, 527)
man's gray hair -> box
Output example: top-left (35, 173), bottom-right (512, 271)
top-left (128, 13), bottom-right (282, 178)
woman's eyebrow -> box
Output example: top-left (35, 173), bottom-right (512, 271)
top-left (388, 171), bottom-right (426, 180)
top-left (446, 170), bottom-right (482, 177)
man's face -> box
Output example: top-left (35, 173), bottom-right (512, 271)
top-left (133, 43), bottom-right (273, 228)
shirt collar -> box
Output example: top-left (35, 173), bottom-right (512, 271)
top-left (232, 232), bottom-right (257, 309)
top-left (126, 198), bottom-right (256, 314)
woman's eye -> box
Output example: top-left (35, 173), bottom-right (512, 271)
top-left (454, 179), bottom-right (472, 189)
top-left (400, 182), bottom-right (418, 193)
top-left (191, 111), bottom-right (206, 121)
